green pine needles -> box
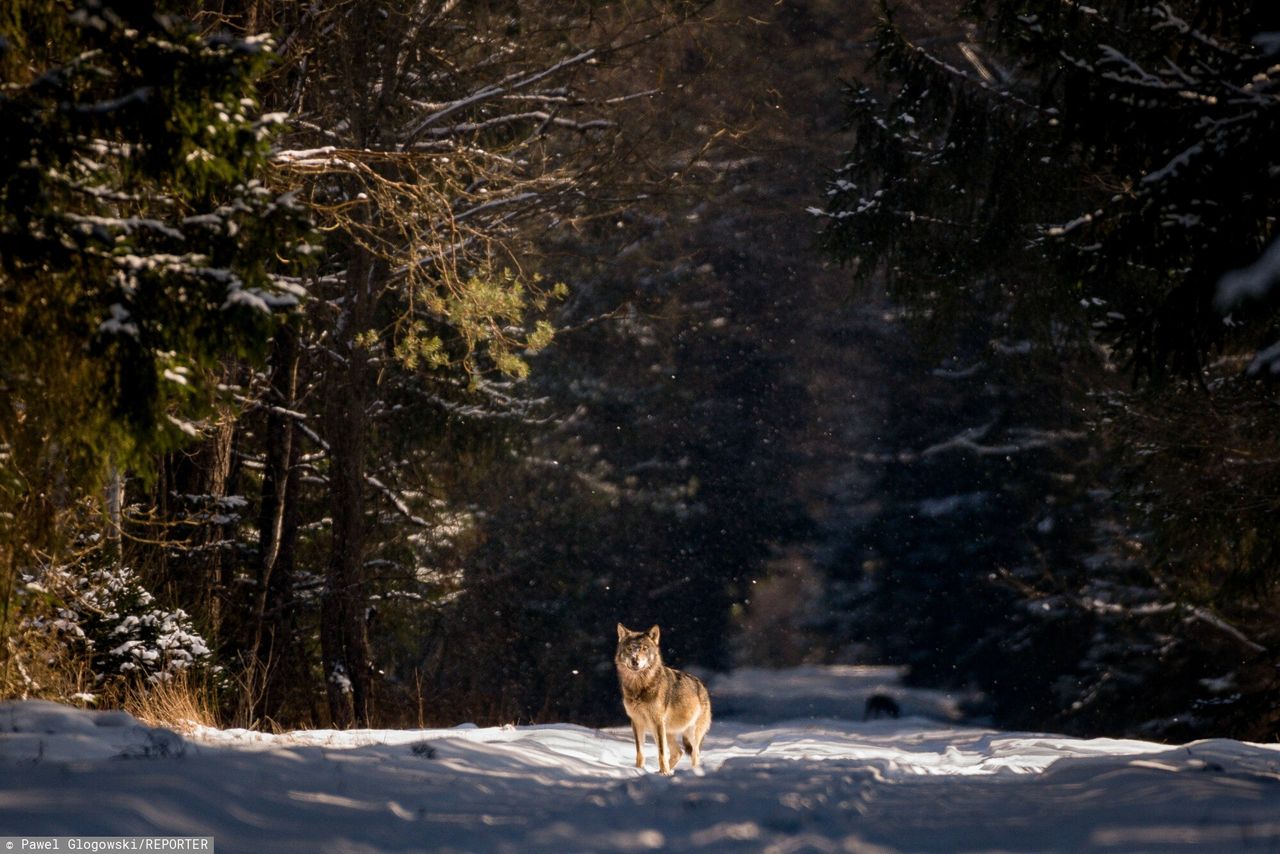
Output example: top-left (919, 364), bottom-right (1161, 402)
top-left (0, 0), bottom-right (311, 629)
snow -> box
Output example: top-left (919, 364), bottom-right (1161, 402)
top-left (1216, 240), bottom-right (1280, 374)
top-left (98, 303), bottom-right (139, 338)
top-left (1254, 32), bottom-right (1280, 56)
top-left (1246, 339), bottom-right (1280, 376)
top-left (273, 146), bottom-right (336, 162)
top-left (917, 493), bottom-right (987, 518)
top-left (1216, 239), bottom-right (1280, 309)
top-left (4, 667), bottom-right (1280, 851)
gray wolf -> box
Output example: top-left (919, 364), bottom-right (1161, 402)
top-left (863, 693), bottom-right (900, 720)
top-left (615, 623), bottom-right (711, 775)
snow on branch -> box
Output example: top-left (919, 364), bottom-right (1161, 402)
top-left (919, 423), bottom-right (1084, 458)
top-left (1149, 2), bottom-right (1236, 55)
top-left (293, 419), bottom-right (330, 453)
top-left (402, 49), bottom-right (597, 145)
top-left (1043, 585), bottom-right (1266, 655)
top-left (899, 34), bottom-right (1044, 115)
top-left (1044, 208), bottom-right (1105, 238)
top-left (453, 192), bottom-right (540, 222)
top-left (366, 474), bottom-right (430, 527)
top-left (1187, 606), bottom-right (1267, 654)
top-left (413, 111), bottom-right (613, 139)
top-left (73, 86), bottom-right (154, 115)
top-left (1095, 44), bottom-right (1170, 90)
top-left (402, 385), bottom-right (553, 426)
top-left (65, 213), bottom-right (185, 240)
top-left (1139, 143), bottom-right (1203, 186)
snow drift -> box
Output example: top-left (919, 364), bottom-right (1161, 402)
top-left (3, 667), bottom-right (1280, 852)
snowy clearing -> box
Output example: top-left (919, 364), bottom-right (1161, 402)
top-left (4, 667), bottom-right (1280, 852)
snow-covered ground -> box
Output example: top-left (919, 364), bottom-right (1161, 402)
top-left (4, 666), bottom-right (1280, 852)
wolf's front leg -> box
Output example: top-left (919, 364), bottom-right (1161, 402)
top-left (656, 721), bottom-right (672, 775)
top-left (631, 721), bottom-right (645, 769)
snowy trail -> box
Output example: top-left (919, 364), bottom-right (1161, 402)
top-left (4, 668), bottom-right (1280, 852)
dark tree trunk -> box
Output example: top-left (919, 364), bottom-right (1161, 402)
top-left (246, 325), bottom-right (302, 726)
top-left (155, 412), bottom-right (237, 643)
top-left (320, 249), bottom-right (376, 728)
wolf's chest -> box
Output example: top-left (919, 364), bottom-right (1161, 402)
top-left (618, 666), bottom-right (667, 704)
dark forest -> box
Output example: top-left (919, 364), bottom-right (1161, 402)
top-left (2, 0), bottom-right (1279, 744)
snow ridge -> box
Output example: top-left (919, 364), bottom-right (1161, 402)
top-left (3, 668), bottom-right (1280, 852)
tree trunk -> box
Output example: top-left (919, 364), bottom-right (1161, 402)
top-left (105, 466), bottom-right (123, 566)
top-left (158, 412), bottom-right (237, 643)
top-left (320, 249), bottom-right (376, 728)
top-left (245, 325), bottom-right (302, 726)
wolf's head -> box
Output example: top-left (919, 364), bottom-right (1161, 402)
top-left (615, 623), bottom-right (661, 672)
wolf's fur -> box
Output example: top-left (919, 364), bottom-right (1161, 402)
top-left (615, 623), bottom-right (712, 775)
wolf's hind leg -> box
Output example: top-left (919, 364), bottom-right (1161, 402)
top-left (657, 722), bottom-right (673, 774)
top-left (666, 731), bottom-right (684, 772)
top-left (682, 733), bottom-right (695, 767)
top-left (690, 710), bottom-right (710, 767)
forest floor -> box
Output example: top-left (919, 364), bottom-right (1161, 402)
top-left (3, 667), bottom-right (1280, 852)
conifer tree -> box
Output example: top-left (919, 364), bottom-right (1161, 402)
top-left (816, 0), bottom-right (1280, 736)
top-left (0, 0), bottom-right (308, 647)
top-left (822, 0), bottom-right (1279, 370)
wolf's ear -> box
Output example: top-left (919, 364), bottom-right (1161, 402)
top-left (617, 622), bottom-right (628, 640)
top-left (647, 625), bottom-right (660, 644)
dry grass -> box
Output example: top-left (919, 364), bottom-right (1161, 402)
top-left (2, 582), bottom-right (221, 733)
top-left (1, 623), bottom-right (95, 703)
top-left (121, 672), bottom-right (221, 733)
